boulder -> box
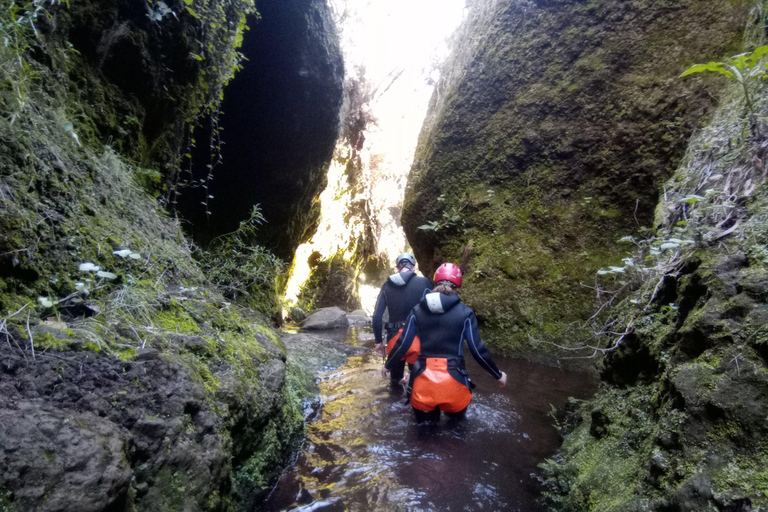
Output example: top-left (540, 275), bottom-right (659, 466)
top-left (289, 306), bottom-right (307, 322)
top-left (402, 0), bottom-right (751, 352)
top-left (300, 307), bottom-right (348, 330)
top-left (0, 401), bottom-right (132, 512)
top-left (347, 315), bottom-right (371, 326)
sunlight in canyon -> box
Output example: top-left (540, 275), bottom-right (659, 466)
top-left (283, 0), bottom-right (465, 314)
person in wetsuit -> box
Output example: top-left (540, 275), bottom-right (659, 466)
top-left (385, 262), bottom-right (507, 422)
top-left (373, 253), bottom-right (432, 390)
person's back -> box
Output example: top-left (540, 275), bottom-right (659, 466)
top-left (373, 253), bottom-right (431, 390)
top-left (386, 262), bottom-right (507, 422)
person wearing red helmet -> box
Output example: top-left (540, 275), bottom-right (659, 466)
top-left (372, 253), bottom-right (432, 392)
top-left (385, 262), bottom-right (507, 422)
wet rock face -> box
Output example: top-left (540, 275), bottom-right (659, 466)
top-left (0, 402), bottom-right (132, 512)
top-left (47, 0), bottom-right (252, 170)
top-left (0, 336), bottom-right (293, 512)
top-left (543, 249), bottom-right (768, 511)
top-left (180, 0), bottom-right (344, 259)
top-left (402, 0), bottom-right (750, 351)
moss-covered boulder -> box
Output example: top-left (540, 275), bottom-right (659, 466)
top-left (402, 0), bottom-right (751, 353)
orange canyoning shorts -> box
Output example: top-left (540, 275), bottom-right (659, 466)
top-left (386, 328), bottom-right (420, 365)
top-left (411, 357), bottom-right (472, 413)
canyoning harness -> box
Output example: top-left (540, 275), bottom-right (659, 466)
top-left (385, 324), bottom-right (420, 364)
top-left (410, 355), bottom-right (473, 389)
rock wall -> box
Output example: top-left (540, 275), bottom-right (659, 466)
top-left (0, 1), bottom-right (312, 510)
top-left (541, 79), bottom-right (768, 511)
top-left (178, 0), bottom-right (344, 260)
top-left (402, 0), bottom-right (751, 352)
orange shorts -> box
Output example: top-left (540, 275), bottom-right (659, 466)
top-left (410, 357), bottom-right (472, 413)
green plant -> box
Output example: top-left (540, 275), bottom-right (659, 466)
top-left (417, 205), bottom-right (463, 232)
top-left (681, 45), bottom-right (768, 118)
top-left (195, 205), bottom-right (284, 316)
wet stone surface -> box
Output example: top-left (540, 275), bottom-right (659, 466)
top-left (265, 327), bottom-right (596, 511)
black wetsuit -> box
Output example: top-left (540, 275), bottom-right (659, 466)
top-left (386, 292), bottom-right (502, 420)
top-left (373, 270), bottom-right (432, 386)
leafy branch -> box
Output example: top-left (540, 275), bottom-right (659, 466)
top-left (681, 45), bottom-right (768, 124)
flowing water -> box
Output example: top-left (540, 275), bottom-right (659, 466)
top-left (263, 327), bottom-right (596, 511)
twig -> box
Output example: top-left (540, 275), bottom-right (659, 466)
top-left (633, 199), bottom-right (640, 226)
top-left (731, 352), bottom-right (741, 376)
top-left (26, 310), bottom-right (35, 360)
top-left (714, 218), bottom-right (743, 240)
top-left (1, 320), bottom-right (13, 352)
top-left (4, 303), bottom-right (29, 319)
top-left (56, 284), bottom-right (108, 305)
top-left (129, 324), bottom-right (147, 349)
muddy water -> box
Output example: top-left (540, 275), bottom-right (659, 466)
top-left (263, 327), bottom-right (596, 511)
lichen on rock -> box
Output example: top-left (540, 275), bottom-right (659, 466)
top-left (541, 36), bottom-right (768, 510)
top-left (402, 0), bottom-right (751, 354)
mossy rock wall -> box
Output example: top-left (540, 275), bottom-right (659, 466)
top-left (402, 0), bottom-right (751, 353)
top-left (0, 1), bottom-right (308, 510)
top-left (47, 0), bottom-right (251, 175)
top-left (541, 40), bottom-right (768, 508)
top-left (542, 227), bottom-right (768, 511)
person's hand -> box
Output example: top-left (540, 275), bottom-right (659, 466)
top-left (375, 343), bottom-right (386, 357)
top-left (498, 371), bottom-right (507, 387)
top-left (380, 366), bottom-right (389, 379)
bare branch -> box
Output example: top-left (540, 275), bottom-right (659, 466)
top-left (26, 310), bottom-right (35, 360)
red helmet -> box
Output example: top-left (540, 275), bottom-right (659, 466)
top-left (434, 262), bottom-right (462, 287)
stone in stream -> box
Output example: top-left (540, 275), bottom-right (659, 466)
top-left (299, 307), bottom-right (349, 330)
top-left (289, 306), bottom-right (307, 322)
top-left (346, 313), bottom-right (371, 326)
top-left (282, 332), bottom-right (368, 376)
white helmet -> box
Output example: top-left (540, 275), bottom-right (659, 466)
top-left (396, 253), bottom-right (416, 267)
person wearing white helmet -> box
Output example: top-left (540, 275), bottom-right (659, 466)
top-left (372, 253), bottom-right (432, 392)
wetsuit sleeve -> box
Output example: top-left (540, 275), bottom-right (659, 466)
top-left (465, 313), bottom-right (502, 379)
top-left (385, 314), bottom-right (416, 369)
top-left (372, 287), bottom-right (387, 346)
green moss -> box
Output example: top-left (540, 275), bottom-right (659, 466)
top-left (34, 332), bottom-right (69, 351)
top-left (154, 307), bottom-right (201, 335)
top-left (542, 387), bottom-right (657, 511)
top-left (711, 448), bottom-right (768, 506)
top-left (83, 342), bottom-right (102, 352)
top-left (403, 0), bottom-right (750, 355)
top-left (0, 489), bottom-right (16, 512)
top-left (232, 387), bottom-right (305, 503)
top-left (188, 355), bottom-right (220, 396)
top-left (151, 467), bottom-right (190, 511)
top-left (117, 348), bottom-right (137, 361)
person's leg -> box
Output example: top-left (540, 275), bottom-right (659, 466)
top-left (389, 359), bottom-right (405, 387)
top-left (445, 406), bottom-right (467, 422)
top-left (413, 407), bottom-right (440, 423)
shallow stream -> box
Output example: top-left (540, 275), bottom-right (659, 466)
top-left (263, 327), bottom-right (596, 511)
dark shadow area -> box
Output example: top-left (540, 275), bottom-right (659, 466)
top-left (178, 0), bottom-right (343, 260)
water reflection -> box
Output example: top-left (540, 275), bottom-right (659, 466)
top-left (264, 327), bottom-right (595, 511)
